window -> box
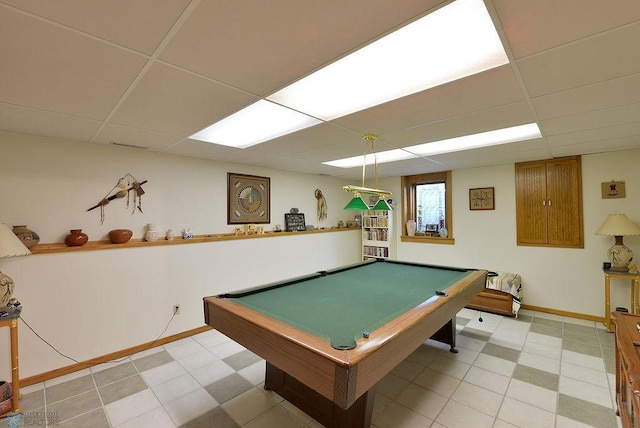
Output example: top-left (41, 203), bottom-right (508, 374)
top-left (401, 171), bottom-right (454, 244)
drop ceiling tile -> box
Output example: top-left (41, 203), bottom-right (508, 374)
top-left (545, 122), bottom-right (640, 148)
top-left (375, 157), bottom-right (445, 178)
top-left (92, 123), bottom-right (184, 152)
top-left (0, 7), bottom-right (147, 120)
top-left (540, 102), bottom-right (640, 136)
top-left (532, 73), bottom-right (640, 120)
top-left (0, 0), bottom-right (191, 54)
top-left (250, 123), bottom-right (360, 156)
top-left (493, 0), bottom-right (640, 58)
top-left (429, 142), bottom-right (552, 169)
top-left (333, 65), bottom-right (526, 134)
top-left (517, 22), bottom-right (640, 97)
top-left (162, 138), bottom-right (241, 161)
top-left (109, 62), bottom-right (258, 136)
top-left (258, 157), bottom-right (349, 178)
top-left (0, 103), bottom-right (101, 142)
top-left (291, 140), bottom-right (400, 164)
top-left (383, 101), bottom-right (536, 147)
top-left (159, 0), bottom-right (443, 95)
top-left (550, 135), bottom-right (640, 157)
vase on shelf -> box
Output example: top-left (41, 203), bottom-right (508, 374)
top-left (166, 229), bottom-right (174, 241)
top-left (65, 229), bottom-right (88, 247)
top-left (144, 224), bottom-right (158, 242)
top-left (108, 229), bottom-right (132, 244)
top-left (406, 220), bottom-right (416, 237)
top-left (12, 225), bottom-right (40, 249)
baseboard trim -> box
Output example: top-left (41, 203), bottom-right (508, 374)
top-left (21, 305), bottom-right (606, 387)
top-left (521, 304), bottom-right (604, 324)
top-left (21, 325), bottom-right (213, 387)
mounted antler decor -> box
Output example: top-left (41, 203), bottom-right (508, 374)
top-left (87, 173), bottom-right (148, 224)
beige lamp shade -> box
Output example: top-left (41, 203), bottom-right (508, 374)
top-left (0, 223), bottom-right (30, 306)
top-left (596, 214), bottom-right (640, 271)
top-left (595, 214), bottom-right (640, 236)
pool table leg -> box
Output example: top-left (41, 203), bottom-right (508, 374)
top-left (430, 318), bottom-right (458, 353)
top-left (264, 362), bottom-right (375, 428)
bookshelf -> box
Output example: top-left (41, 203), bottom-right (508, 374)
top-left (362, 210), bottom-right (391, 260)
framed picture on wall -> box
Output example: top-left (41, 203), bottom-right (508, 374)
top-left (601, 181), bottom-right (626, 199)
top-left (469, 187), bottom-right (495, 210)
top-left (227, 173), bottom-right (271, 224)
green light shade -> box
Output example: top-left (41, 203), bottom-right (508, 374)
top-left (372, 198), bottom-right (393, 211)
top-left (344, 196), bottom-right (370, 210)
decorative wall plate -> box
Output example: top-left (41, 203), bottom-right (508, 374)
top-left (227, 173), bottom-right (270, 224)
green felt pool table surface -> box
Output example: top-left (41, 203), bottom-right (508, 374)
top-left (224, 259), bottom-right (473, 350)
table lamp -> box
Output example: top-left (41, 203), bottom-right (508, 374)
top-left (595, 214), bottom-right (640, 272)
top-left (0, 223), bottom-right (31, 306)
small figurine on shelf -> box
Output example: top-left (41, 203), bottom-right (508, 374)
top-left (629, 262), bottom-right (638, 274)
top-left (182, 228), bottom-right (193, 239)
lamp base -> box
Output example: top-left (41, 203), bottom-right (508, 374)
top-left (0, 271), bottom-right (15, 307)
top-left (608, 266), bottom-right (630, 272)
top-left (607, 241), bottom-right (633, 272)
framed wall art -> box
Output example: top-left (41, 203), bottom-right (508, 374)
top-left (601, 181), bottom-right (626, 199)
top-left (469, 187), bottom-right (495, 210)
top-left (227, 173), bottom-right (271, 224)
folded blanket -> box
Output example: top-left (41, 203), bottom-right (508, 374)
top-left (486, 272), bottom-right (522, 316)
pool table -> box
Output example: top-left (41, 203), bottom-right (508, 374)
top-left (203, 259), bottom-right (486, 427)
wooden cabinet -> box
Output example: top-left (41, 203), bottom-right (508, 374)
top-left (515, 156), bottom-right (583, 248)
top-left (362, 210), bottom-right (391, 260)
top-left (612, 311), bottom-right (640, 427)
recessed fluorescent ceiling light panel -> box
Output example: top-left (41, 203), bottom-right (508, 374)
top-left (268, 0), bottom-right (508, 121)
top-left (324, 124), bottom-right (542, 168)
top-left (189, 100), bottom-right (321, 148)
top-left (190, 0), bottom-right (508, 148)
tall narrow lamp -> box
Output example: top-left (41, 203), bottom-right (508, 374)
top-left (0, 223), bottom-right (31, 306)
top-left (595, 214), bottom-right (640, 272)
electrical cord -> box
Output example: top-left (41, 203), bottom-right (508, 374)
top-left (18, 311), bottom-right (177, 366)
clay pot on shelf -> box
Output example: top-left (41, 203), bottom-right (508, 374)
top-left (12, 225), bottom-right (40, 249)
top-left (108, 229), bottom-right (133, 244)
top-left (64, 229), bottom-right (88, 247)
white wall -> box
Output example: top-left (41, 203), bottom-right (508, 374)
top-left (0, 131), bottom-right (362, 379)
top-left (2, 129), bottom-right (640, 381)
top-left (389, 149), bottom-right (640, 318)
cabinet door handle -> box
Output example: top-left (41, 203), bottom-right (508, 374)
top-left (542, 200), bottom-right (546, 206)
top-left (548, 200), bottom-right (552, 206)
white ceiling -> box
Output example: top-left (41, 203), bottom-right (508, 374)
top-left (1, 0), bottom-right (640, 180)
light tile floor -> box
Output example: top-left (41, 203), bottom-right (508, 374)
top-left (0, 308), bottom-right (622, 428)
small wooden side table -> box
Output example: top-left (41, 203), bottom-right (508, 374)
top-left (605, 269), bottom-right (640, 332)
top-left (0, 313), bottom-right (20, 414)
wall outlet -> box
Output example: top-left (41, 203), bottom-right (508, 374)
top-left (173, 304), bottom-right (180, 315)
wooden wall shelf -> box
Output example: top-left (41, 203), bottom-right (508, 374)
top-left (31, 227), bottom-right (357, 255)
